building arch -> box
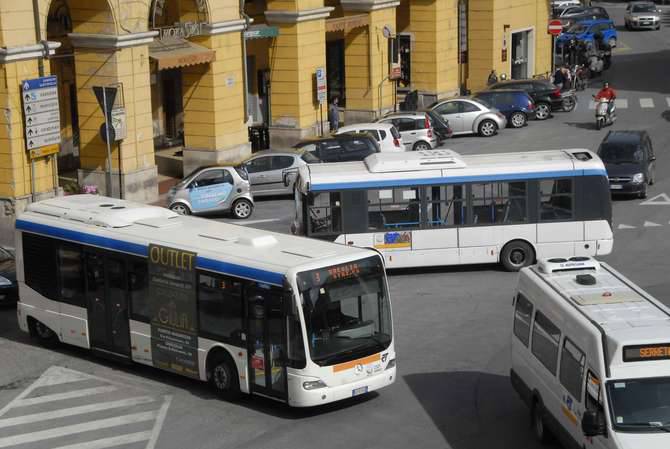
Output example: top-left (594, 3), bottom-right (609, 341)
top-left (43, 0), bottom-right (119, 39)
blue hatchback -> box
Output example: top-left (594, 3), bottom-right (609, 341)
top-left (557, 18), bottom-right (617, 48)
top-left (473, 90), bottom-right (535, 128)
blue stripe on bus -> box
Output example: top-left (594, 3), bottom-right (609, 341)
top-left (310, 169), bottom-right (608, 191)
top-left (15, 219), bottom-right (285, 286)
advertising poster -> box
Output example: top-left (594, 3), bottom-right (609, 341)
top-left (148, 244), bottom-right (199, 378)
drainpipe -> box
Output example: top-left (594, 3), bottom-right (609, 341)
top-left (241, 0), bottom-right (251, 125)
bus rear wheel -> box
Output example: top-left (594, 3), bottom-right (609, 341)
top-left (209, 354), bottom-right (241, 401)
top-left (532, 400), bottom-right (552, 443)
top-left (501, 240), bottom-right (535, 272)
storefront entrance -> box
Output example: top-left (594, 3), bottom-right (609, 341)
top-left (511, 30), bottom-right (533, 80)
top-left (152, 68), bottom-right (185, 149)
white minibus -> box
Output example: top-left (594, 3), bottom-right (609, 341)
top-left (15, 195), bottom-right (396, 407)
top-left (511, 256), bottom-right (670, 448)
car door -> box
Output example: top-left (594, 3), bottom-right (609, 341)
top-left (459, 101), bottom-right (484, 134)
top-left (396, 118), bottom-right (418, 150)
top-left (244, 156), bottom-right (274, 195)
top-left (434, 101), bottom-right (464, 133)
top-left (189, 169), bottom-right (235, 212)
top-left (269, 155), bottom-right (297, 195)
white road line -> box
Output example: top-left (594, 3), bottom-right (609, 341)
top-left (12, 385), bottom-right (118, 407)
top-left (644, 221), bottom-right (662, 227)
top-left (35, 367), bottom-right (93, 388)
top-left (51, 431), bottom-right (152, 449)
top-left (0, 396), bottom-right (155, 429)
top-left (234, 218), bottom-right (282, 225)
top-left (146, 396), bottom-right (173, 449)
top-left (0, 410), bottom-right (157, 448)
top-left (614, 98), bottom-right (628, 109)
top-left (640, 98), bottom-right (655, 108)
top-left (617, 224), bottom-right (636, 229)
top-left (667, 97), bottom-right (670, 107)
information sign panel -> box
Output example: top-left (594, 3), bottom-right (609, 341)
top-left (21, 76), bottom-right (61, 152)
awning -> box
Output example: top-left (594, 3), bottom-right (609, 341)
top-left (325, 14), bottom-right (369, 33)
top-left (149, 38), bottom-right (215, 71)
top-left (244, 24), bottom-right (279, 40)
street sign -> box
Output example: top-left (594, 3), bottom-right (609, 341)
top-left (99, 122), bottom-right (116, 144)
top-left (21, 76), bottom-right (61, 152)
top-left (111, 107), bottom-right (127, 140)
top-left (548, 20), bottom-right (563, 35)
top-left (93, 86), bottom-right (117, 121)
top-left (315, 67), bottom-right (327, 104)
top-left (29, 144), bottom-right (60, 159)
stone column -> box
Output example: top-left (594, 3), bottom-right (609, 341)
top-left (265, 1), bottom-right (333, 149)
top-left (409, 0), bottom-right (460, 104)
top-left (68, 32), bottom-right (158, 202)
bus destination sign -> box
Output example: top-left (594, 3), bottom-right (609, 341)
top-left (623, 343), bottom-right (670, 362)
top-left (148, 244), bottom-right (199, 379)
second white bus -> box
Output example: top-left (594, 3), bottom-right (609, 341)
top-left (291, 149), bottom-right (613, 271)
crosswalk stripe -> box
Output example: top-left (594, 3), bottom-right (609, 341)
top-left (640, 98), bottom-right (655, 108)
top-left (0, 410), bottom-right (157, 448)
top-left (667, 97), bottom-right (670, 107)
top-left (0, 396), bottom-right (155, 429)
top-left (12, 385), bottom-right (118, 407)
top-left (36, 368), bottom-right (93, 388)
top-left (51, 431), bottom-right (153, 449)
top-left (614, 98), bottom-right (628, 109)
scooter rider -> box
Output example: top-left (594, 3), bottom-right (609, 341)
top-left (595, 81), bottom-right (616, 116)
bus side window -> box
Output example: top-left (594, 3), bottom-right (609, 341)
top-left (513, 293), bottom-right (533, 346)
top-left (425, 185), bottom-right (465, 228)
top-left (539, 178), bottom-right (574, 221)
top-left (197, 272), bottom-right (244, 344)
top-left (22, 232), bottom-right (58, 300)
top-left (531, 311), bottom-right (561, 375)
top-left (559, 338), bottom-right (586, 400)
top-left (585, 370), bottom-right (603, 410)
top-left (57, 242), bottom-right (86, 307)
top-left (308, 192), bottom-right (341, 234)
top-left (128, 258), bottom-right (150, 322)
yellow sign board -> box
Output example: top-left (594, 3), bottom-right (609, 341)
top-left (29, 144), bottom-right (59, 159)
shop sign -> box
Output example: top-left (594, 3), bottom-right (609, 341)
top-left (316, 67), bottom-right (327, 104)
top-left (21, 76), bottom-right (61, 153)
top-left (389, 63), bottom-right (401, 80)
top-left (158, 22), bottom-right (204, 41)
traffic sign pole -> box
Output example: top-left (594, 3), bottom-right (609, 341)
top-left (102, 87), bottom-right (113, 198)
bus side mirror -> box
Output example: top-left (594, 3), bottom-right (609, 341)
top-left (582, 410), bottom-right (606, 437)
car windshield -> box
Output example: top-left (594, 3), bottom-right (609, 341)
top-left (297, 256), bottom-right (392, 366)
top-left (607, 377), bottom-right (670, 432)
top-left (633, 4), bottom-right (656, 12)
top-left (567, 24), bottom-right (588, 33)
top-left (599, 143), bottom-right (643, 164)
top-left (176, 167), bottom-right (205, 188)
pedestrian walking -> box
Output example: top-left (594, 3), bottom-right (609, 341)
top-left (328, 97), bottom-right (340, 133)
top-left (487, 69), bottom-right (498, 86)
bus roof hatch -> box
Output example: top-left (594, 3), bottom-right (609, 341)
top-left (364, 150), bottom-right (465, 173)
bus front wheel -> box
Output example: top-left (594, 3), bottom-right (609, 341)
top-left (501, 241), bottom-right (535, 272)
top-left (29, 318), bottom-right (58, 347)
top-left (532, 399), bottom-right (553, 443)
top-left (208, 353), bottom-right (241, 400)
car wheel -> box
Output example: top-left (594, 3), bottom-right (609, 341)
top-left (412, 141), bottom-right (431, 152)
top-left (478, 119), bottom-right (497, 137)
top-left (232, 199), bottom-right (253, 219)
top-left (169, 203), bottom-right (191, 215)
top-left (510, 112), bottom-right (527, 128)
top-left (535, 103), bottom-right (551, 120)
top-left (532, 400), bottom-right (552, 444)
top-left (501, 240), bottom-right (535, 272)
top-left (608, 37), bottom-right (616, 48)
top-left (209, 355), bottom-right (241, 400)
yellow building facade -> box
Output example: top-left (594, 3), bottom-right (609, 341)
top-left (0, 0), bottom-right (552, 240)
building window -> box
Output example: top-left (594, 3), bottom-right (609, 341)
top-left (470, 182), bottom-right (527, 225)
top-left (22, 233), bottom-right (58, 300)
top-left (57, 243), bottom-right (85, 307)
top-left (425, 185), bottom-right (466, 227)
top-left (326, 39), bottom-right (345, 106)
top-left (559, 338), bottom-right (586, 399)
top-left (129, 258), bottom-right (150, 322)
top-left (367, 188), bottom-right (421, 230)
top-left (531, 311), bottom-right (561, 374)
top-left (197, 273), bottom-right (244, 343)
top-left (513, 293), bottom-right (533, 347)
top-left (539, 178), bottom-right (573, 221)
top-left (308, 192), bottom-right (342, 235)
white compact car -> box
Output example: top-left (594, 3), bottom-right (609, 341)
top-left (335, 122), bottom-right (405, 152)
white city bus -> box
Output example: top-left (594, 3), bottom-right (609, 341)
top-left (15, 195), bottom-right (395, 407)
top-left (291, 149), bottom-right (613, 271)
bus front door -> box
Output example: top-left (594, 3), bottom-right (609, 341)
top-left (247, 286), bottom-right (288, 401)
top-left (84, 251), bottom-right (131, 358)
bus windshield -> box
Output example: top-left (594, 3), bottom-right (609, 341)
top-left (297, 256), bottom-right (392, 366)
top-left (607, 377), bottom-right (670, 432)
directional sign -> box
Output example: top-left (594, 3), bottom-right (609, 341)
top-left (21, 76), bottom-right (61, 154)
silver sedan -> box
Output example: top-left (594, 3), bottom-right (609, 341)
top-left (625, 2), bottom-right (662, 30)
top-left (430, 97), bottom-right (507, 137)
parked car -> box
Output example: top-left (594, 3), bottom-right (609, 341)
top-left (376, 111), bottom-right (440, 151)
top-left (489, 79), bottom-right (562, 120)
top-left (0, 247), bottom-right (17, 306)
top-left (597, 130), bottom-right (656, 199)
top-left (560, 7), bottom-right (610, 29)
top-left (293, 132), bottom-right (381, 163)
top-left (335, 122), bottom-right (404, 152)
top-left (166, 166), bottom-right (254, 218)
top-left (625, 1), bottom-right (662, 30)
top-left (473, 89), bottom-right (535, 128)
top-left (558, 19), bottom-right (617, 48)
top-left (241, 151), bottom-right (306, 197)
top-left (558, 5), bottom-right (587, 17)
top-left (429, 97), bottom-right (507, 137)
top-left (551, 0), bottom-right (581, 10)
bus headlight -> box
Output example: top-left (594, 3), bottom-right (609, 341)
top-left (303, 380), bottom-right (327, 390)
top-left (632, 173), bottom-right (645, 184)
top-left (385, 359), bottom-right (396, 370)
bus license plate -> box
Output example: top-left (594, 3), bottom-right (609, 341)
top-left (352, 386), bottom-right (368, 397)
top-left (610, 184), bottom-right (623, 190)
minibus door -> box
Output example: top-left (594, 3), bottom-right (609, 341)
top-left (246, 285), bottom-right (288, 401)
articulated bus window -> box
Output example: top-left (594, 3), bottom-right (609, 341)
top-left (129, 258), bottom-right (150, 322)
top-left (22, 233), bottom-right (58, 300)
top-left (367, 187), bottom-right (420, 230)
top-left (425, 185), bottom-right (466, 227)
top-left (308, 192), bottom-right (342, 235)
top-left (57, 243), bottom-right (85, 307)
top-left (539, 178), bottom-right (573, 221)
top-left (470, 182), bottom-right (527, 225)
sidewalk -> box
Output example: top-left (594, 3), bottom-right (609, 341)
top-left (152, 174), bottom-right (179, 207)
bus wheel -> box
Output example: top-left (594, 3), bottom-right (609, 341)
top-left (501, 241), bottom-right (535, 272)
top-left (532, 400), bottom-right (552, 443)
top-left (30, 319), bottom-right (57, 347)
top-left (209, 354), bottom-right (241, 400)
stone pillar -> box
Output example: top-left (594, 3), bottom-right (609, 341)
top-left (341, 0), bottom-right (398, 124)
top-left (69, 32), bottom-right (158, 203)
top-left (265, 2), bottom-right (333, 149)
top-left (181, 20), bottom-right (251, 175)
top-left (409, 0), bottom-right (459, 103)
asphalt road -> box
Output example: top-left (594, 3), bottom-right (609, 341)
top-left (1, 3), bottom-right (670, 448)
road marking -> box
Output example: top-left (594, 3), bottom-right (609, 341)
top-left (614, 99), bottom-right (628, 109)
top-left (234, 218), bottom-right (282, 225)
top-left (51, 431), bottom-right (153, 449)
top-left (146, 396), bottom-right (172, 449)
top-left (588, 101), bottom-right (596, 110)
top-left (617, 224), bottom-right (636, 229)
top-left (644, 221), bottom-right (662, 227)
top-left (0, 396), bottom-right (155, 429)
top-left (667, 97), bottom-right (670, 108)
top-left (640, 193), bottom-right (670, 205)
top-left (12, 385), bottom-right (119, 407)
top-left (640, 98), bottom-right (655, 108)
top-left (0, 410), bottom-right (158, 448)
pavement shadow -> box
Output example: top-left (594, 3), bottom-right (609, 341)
top-left (388, 263), bottom-right (506, 277)
top-left (404, 371), bottom-right (561, 449)
top-left (564, 121), bottom-right (600, 130)
top-left (609, 49), bottom-right (670, 95)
